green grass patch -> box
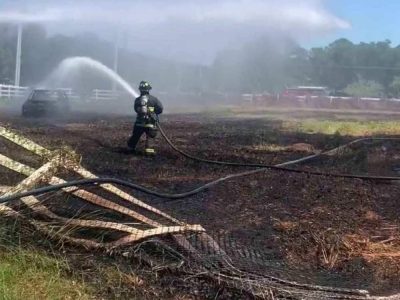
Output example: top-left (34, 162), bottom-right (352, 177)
top-left (283, 120), bottom-right (400, 136)
top-left (0, 221), bottom-right (155, 300)
top-left (0, 247), bottom-right (91, 300)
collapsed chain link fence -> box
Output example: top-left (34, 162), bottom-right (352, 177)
top-left (0, 125), bottom-right (399, 299)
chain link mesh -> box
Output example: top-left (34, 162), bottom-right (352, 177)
top-left (0, 124), bottom-right (399, 299)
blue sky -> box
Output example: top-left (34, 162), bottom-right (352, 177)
top-left (317, 0), bottom-right (400, 47)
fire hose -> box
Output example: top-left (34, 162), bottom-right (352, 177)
top-left (1, 128), bottom-right (399, 203)
top-left (158, 121), bottom-right (400, 168)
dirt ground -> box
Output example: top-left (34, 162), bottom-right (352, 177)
top-left (1, 110), bottom-right (400, 297)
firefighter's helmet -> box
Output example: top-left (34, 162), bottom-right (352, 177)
top-left (139, 81), bottom-right (152, 93)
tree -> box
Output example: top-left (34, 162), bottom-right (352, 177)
top-left (344, 79), bottom-right (384, 97)
top-left (3, 23), bottom-right (400, 95)
top-left (309, 39), bottom-right (357, 91)
top-left (389, 76), bottom-right (400, 98)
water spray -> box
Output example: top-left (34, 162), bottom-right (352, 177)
top-left (36, 57), bottom-right (400, 185)
top-left (42, 57), bottom-right (139, 98)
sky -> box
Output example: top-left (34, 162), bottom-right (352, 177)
top-left (0, 0), bottom-right (398, 63)
top-left (317, 0), bottom-right (400, 47)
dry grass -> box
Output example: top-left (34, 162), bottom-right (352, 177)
top-left (272, 218), bottom-right (299, 232)
top-left (249, 144), bottom-right (287, 152)
top-left (246, 143), bottom-right (315, 153)
top-left (310, 231), bottom-right (342, 269)
top-left (283, 120), bottom-right (400, 136)
top-left (343, 234), bottom-right (400, 261)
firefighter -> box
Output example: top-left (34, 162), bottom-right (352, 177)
top-left (127, 81), bottom-right (163, 155)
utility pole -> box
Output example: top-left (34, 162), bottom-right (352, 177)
top-left (112, 30), bottom-right (121, 92)
top-left (14, 24), bottom-right (22, 87)
top-left (199, 66), bottom-right (204, 93)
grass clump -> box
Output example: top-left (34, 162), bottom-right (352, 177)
top-left (0, 223), bottom-right (91, 300)
top-left (0, 247), bottom-right (91, 300)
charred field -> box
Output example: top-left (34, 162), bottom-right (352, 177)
top-left (1, 109), bottom-right (400, 299)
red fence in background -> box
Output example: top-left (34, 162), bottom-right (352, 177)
top-left (241, 94), bottom-right (400, 111)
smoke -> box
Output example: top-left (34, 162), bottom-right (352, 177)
top-left (0, 0), bottom-right (350, 63)
top-left (0, 9), bottom-right (63, 23)
top-left (0, 0), bottom-right (350, 30)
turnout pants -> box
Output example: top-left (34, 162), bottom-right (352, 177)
top-left (127, 123), bottom-right (158, 154)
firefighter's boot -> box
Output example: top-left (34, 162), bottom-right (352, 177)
top-left (144, 136), bottom-right (156, 156)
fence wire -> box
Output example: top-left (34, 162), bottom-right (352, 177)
top-left (0, 125), bottom-right (400, 299)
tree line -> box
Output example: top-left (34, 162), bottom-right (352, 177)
top-left (1, 24), bottom-right (400, 97)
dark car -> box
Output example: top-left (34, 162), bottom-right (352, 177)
top-left (22, 89), bottom-right (70, 117)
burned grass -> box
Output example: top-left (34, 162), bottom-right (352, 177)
top-left (1, 111), bottom-right (400, 297)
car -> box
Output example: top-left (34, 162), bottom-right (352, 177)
top-left (22, 89), bottom-right (70, 117)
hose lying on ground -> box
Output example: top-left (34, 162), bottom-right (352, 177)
top-left (156, 127), bottom-right (400, 182)
top-left (158, 122), bottom-right (323, 168)
top-left (1, 167), bottom-right (400, 204)
top-left (158, 121), bottom-right (400, 168)
top-left (1, 155), bottom-right (400, 204)
top-left (1, 128), bottom-right (399, 203)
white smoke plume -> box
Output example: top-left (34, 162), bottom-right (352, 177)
top-left (0, 0), bottom-right (349, 30)
top-left (0, 0), bottom-right (350, 63)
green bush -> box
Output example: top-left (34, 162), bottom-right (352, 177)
top-left (344, 80), bottom-right (384, 98)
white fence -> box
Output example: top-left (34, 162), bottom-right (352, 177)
top-left (0, 85), bottom-right (122, 102)
top-left (243, 93), bottom-right (400, 103)
top-left (3, 85), bottom-right (400, 104)
top-left (0, 84), bottom-right (29, 99)
top-left (91, 89), bottom-right (120, 101)
top-left (292, 95), bottom-right (396, 102)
